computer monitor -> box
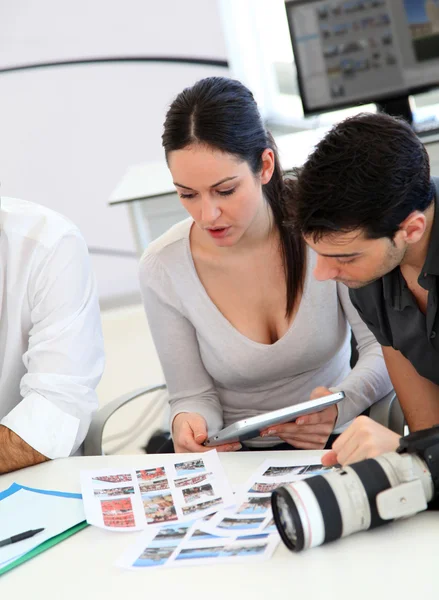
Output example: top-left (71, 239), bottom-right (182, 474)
top-left (285, 0), bottom-right (439, 122)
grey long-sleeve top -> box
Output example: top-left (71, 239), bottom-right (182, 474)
top-left (140, 219), bottom-right (392, 446)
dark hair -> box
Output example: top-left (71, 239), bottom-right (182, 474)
top-left (162, 76), bottom-right (305, 317)
top-left (292, 112), bottom-right (434, 241)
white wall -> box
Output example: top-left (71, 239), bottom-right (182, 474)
top-left (0, 0), bottom-right (228, 304)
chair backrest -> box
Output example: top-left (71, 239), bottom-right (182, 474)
top-left (84, 384), bottom-right (168, 456)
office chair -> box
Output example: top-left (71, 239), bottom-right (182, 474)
top-left (83, 384), bottom-right (168, 456)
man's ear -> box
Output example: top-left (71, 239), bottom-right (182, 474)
top-left (260, 148), bottom-right (275, 185)
top-left (396, 211), bottom-right (428, 245)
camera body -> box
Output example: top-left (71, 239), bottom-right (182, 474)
top-left (271, 425), bottom-right (439, 552)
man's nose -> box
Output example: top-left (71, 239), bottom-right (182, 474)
top-left (313, 255), bottom-right (339, 281)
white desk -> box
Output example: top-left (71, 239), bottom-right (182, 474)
top-left (109, 126), bottom-right (439, 257)
top-left (1, 451), bottom-right (437, 599)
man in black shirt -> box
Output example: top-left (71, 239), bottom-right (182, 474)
top-left (292, 112), bottom-right (439, 466)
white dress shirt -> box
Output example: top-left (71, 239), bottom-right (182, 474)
top-left (0, 197), bottom-right (105, 458)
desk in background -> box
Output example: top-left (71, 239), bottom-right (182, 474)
top-left (109, 126), bottom-right (439, 257)
top-left (0, 451), bottom-right (437, 600)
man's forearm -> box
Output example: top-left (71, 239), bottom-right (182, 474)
top-left (383, 347), bottom-right (439, 431)
top-left (0, 425), bottom-right (48, 474)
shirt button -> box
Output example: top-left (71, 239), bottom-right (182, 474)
top-left (431, 331), bottom-right (437, 339)
top-left (424, 273), bottom-right (428, 278)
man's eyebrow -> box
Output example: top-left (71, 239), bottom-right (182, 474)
top-left (320, 252), bottom-right (363, 258)
top-left (173, 176), bottom-right (239, 190)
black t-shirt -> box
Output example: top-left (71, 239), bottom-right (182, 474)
top-left (349, 177), bottom-right (439, 386)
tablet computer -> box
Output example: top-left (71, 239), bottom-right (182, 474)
top-left (204, 391), bottom-right (345, 447)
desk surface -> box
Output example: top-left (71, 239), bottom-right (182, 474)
top-left (0, 451), bottom-right (437, 599)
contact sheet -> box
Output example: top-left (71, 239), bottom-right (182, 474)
top-left (80, 451), bottom-right (235, 531)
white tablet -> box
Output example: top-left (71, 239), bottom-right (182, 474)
top-left (204, 391), bottom-right (345, 447)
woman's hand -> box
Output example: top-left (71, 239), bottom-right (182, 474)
top-left (172, 413), bottom-right (242, 453)
top-left (321, 416), bottom-right (401, 467)
top-left (260, 387), bottom-right (338, 449)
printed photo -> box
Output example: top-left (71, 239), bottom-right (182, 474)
top-left (152, 525), bottom-right (190, 543)
top-left (219, 543), bottom-right (268, 558)
top-left (143, 492), bottom-right (177, 524)
top-left (175, 542), bottom-right (268, 561)
top-left (404, 0), bottom-right (439, 62)
top-left (217, 517), bottom-right (265, 531)
top-left (190, 528), bottom-right (223, 542)
top-left (101, 497), bottom-right (135, 528)
top-left (174, 458), bottom-right (206, 477)
top-left (182, 483), bottom-right (215, 503)
top-left (175, 546), bottom-right (224, 560)
top-left (92, 473), bottom-right (132, 484)
top-left (133, 545), bottom-right (177, 567)
top-left (237, 496), bottom-right (272, 515)
top-left (262, 465), bottom-right (305, 477)
top-left (136, 467), bottom-right (166, 481)
top-left (174, 472), bottom-right (211, 488)
top-left (302, 464), bottom-right (334, 475)
top-left (181, 496), bottom-right (222, 516)
top-left (248, 481), bottom-right (290, 494)
top-left (93, 486), bottom-right (135, 498)
top-left (139, 478), bottom-right (169, 493)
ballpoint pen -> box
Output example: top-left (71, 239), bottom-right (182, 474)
top-left (0, 528), bottom-right (45, 548)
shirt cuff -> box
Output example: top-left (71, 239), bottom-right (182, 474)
top-left (0, 392), bottom-right (80, 459)
top-left (169, 399), bottom-right (223, 437)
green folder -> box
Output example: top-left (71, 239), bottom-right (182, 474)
top-left (0, 521), bottom-right (88, 577)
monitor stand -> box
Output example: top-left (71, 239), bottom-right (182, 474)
top-left (375, 95), bottom-right (413, 124)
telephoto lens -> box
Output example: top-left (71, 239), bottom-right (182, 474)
top-left (271, 426), bottom-right (439, 552)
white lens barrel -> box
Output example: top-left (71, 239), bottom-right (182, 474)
top-left (283, 480), bottom-right (326, 550)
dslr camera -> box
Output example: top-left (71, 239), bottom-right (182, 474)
top-left (271, 426), bottom-right (439, 552)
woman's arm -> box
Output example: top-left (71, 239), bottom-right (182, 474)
top-left (139, 252), bottom-right (224, 436)
top-left (333, 283), bottom-right (393, 427)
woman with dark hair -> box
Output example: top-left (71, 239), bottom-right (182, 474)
top-left (140, 77), bottom-right (391, 453)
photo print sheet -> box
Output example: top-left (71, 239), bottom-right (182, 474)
top-left (116, 518), bottom-right (279, 570)
top-left (80, 451), bottom-right (235, 531)
top-left (202, 455), bottom-right (334, 537)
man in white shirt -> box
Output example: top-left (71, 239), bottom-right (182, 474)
top-left (0, 197), bottom-right (105, 473)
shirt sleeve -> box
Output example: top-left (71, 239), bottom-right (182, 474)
top-left (348, 287), bottom-right (393, 347)
top-left (330, 283), bottom-right (393, 428)
top-left (139, 251), bottom-right (223, 436)
top-left (0, 231), bottom-right (105, 458)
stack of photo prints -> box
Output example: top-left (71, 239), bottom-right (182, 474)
top-left (80, 451), bottom-right (332, 570)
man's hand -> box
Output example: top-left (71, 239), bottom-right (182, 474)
top-left (172, 413), bottom-right (241, 453)
top-left (0, 425), bottom-right (48, 474)
top-left (322, 416), bottom-right (400, 467)
top-left (260, 387), bottom-right (338, 449)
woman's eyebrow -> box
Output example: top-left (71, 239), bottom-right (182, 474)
top-left (173, 176), bottom-right (239, 190)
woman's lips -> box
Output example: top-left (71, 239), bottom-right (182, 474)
top-left (206, 227), bottom-right (231, 239)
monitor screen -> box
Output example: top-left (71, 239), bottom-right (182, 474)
top-left (285, 0), bottom-right (439, 115)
